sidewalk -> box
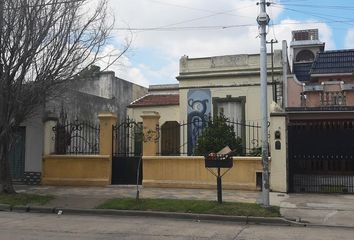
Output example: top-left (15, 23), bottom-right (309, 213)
top-left (14, 185), bottom-right (354, 227)
top-left (15, 185), bottom-right (262, 208)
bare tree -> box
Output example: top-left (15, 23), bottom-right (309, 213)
top-left (0, 0), bottom-right (127, 193)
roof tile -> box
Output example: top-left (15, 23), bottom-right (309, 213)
top-left (129, 94), bottom-right (179, 107)
top-left (310, 49), bottom-right (354, 75)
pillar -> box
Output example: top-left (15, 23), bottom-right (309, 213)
top-left (43, 113), bottom-right (57, 155)
top-left (141, 111), bottom-right (160, 156)
top-left (98, 112), bottom-right (117, 156)
top-left (269, 112), bottom-right (287, 192)
top-left (98, 112), bottom-right (117, 184)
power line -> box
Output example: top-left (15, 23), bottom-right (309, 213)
top-left (142, 0), bottom-right (255, 19)
top-left (111, 18), bottom-right (354, 32)
top-left (4, 0), bottom-right (85, 10)
top-left (271, 5), bottom-right (354, 27)
top-left (112, 24), bottom-right (255, 32)
top-left (273, 2), bottom-right (354, 10)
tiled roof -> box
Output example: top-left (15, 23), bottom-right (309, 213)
top-left (129, 94), bottom-right (179, 107)
top-left (310, 50), bottom-right (354, 75)
top-left (294, 62), bottom-right (313, 82)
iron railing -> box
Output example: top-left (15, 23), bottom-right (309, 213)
top-left (157, 119), bottom-right (261, 156)
top-left (53, 120), bottom-right (100, 155)
top-left (112, 118), bottom-right (143, 157)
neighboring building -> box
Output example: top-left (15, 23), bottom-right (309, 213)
top-left (10, 67), bottom-right (147, 184)
top-left (128, 84), bottom-right (180, 125)
top-left (46, 66), bottom-right (148, 123)
top-left (128, 84), bottom-right (180, 156)
top-left (286, 29), bottom-right (354, 193)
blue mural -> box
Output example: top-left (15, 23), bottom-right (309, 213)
top-left (187, 89), bottom-right (211, 155)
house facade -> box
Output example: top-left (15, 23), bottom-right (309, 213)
top-left (285, 29), bottom-right (354, 192)
top-left (128, 47), bottom-right (287, 157)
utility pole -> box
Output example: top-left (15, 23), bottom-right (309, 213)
top-left (257, 0), bottom-right (270, 207)
top-left (267, 39), bottom-right (278, 103)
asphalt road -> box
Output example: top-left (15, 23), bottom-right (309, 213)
top-left (1, 212), bottom-right (354, 240)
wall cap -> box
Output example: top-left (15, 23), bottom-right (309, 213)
top-left (98, 112), bottom-right (118, 119)
top-left (43, 155), bottom-right (110, 159)
top-left (141, 111), bottom-right (160, 118)
top-left (143, 156), bottom-right (271, 161)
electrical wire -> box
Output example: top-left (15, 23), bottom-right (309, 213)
top-left (273, 2), bottom-right (354, 11)
top-left (4, 0), bottom-right (86, 10)
top-left (112, 18), bottom-right (354, 32)
top-left (141, 0), bottom-right (255, 19)
top-left (271, 5), bottom-right (354, 28)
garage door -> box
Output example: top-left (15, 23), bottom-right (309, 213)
top-left (288, 120), bottom-right (354, 193)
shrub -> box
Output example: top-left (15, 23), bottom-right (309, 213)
top-left (194, 115), bottom-right (243, 156)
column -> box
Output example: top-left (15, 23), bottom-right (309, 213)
top-left (98, 112), bottom-right (117, 156)
top-left (43, 113), bottom-right (58, 155)
top-left (269, 112), bottom-right (287, 192)
top-left (141, 111), bottom-right (160, 156)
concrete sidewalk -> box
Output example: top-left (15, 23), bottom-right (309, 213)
top-left (14, 185), bottom-right (354, 227)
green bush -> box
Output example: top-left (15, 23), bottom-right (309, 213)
top-left (194, 115), bottom-right (243, 156)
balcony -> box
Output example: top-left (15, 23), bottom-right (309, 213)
top-left (320, 91), bottom-right (346, 106)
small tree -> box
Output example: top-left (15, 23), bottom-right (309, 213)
top-left (194, 115), bottom-right (243, 156)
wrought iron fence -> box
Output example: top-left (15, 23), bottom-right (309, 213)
top-left (112, 118), bottom-right (143, 157)
top-left (157, 118), bottom-right (261, 156)
top-left (53, 120), bottom-right (100, 154)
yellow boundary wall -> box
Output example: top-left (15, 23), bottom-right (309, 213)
top-left (42, 155), bottom-right (111, 186)
top-left (143, 156), bottom-right (270, 190)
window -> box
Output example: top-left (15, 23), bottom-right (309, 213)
top-left (296, 50), bottom-right (315, 62)
top-left (213, 96), bottom-right (246, 138)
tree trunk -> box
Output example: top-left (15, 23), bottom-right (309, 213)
top-left (0, 137), bottom-right (16, 194)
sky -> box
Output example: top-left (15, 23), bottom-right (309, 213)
top-left (97, 0), bottom-right (354, 87)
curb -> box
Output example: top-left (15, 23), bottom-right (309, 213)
top-left (0, 203), bottom-right (295, 226)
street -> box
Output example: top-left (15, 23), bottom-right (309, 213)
top-left (1, 212), bottom-right (354, 240)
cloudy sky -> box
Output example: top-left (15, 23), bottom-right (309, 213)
top-left (98, 0), bottom-right (354, 87)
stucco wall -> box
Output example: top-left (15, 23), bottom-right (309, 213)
top-left (179, 84), bottom-right (274, 123)
top-left (42, 155), bottom-right (111, 186)
top-left (128, 105), bottom-right (180, 126)
top-left (143, 156), bottom-right (269, 190)
top-left (77, 71), bottom-right (114, 99)
top-left (177, 52), bottom-right (283, 123)
top-left (287, 76), bottom-right (303, 107)
top-left (269, 113), bottom-right (287, 192)
top-left (46, 72), bottom-right (148, 123)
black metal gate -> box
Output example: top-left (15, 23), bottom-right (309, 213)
top-left (288, 120), bottom-right (354, 193)
top-left (112, 118), bottom-right (143, 185)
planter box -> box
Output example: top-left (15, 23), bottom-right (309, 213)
top-left (204, 155), bottom-right (233, 168)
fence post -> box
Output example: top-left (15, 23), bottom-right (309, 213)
top-left (141, 111), bottom-right (160, 156)
top-left (98, 113), bottom-right (117, 155)
top-left (98, 113), bottom-right (117, 183)
top-left (269, 112), bottom-right (287, 192)
top-left (43, 113), bottom-right (57, 155)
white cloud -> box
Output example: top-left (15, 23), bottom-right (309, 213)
top-left (103, 0), bottom-right (337, 85)
top-left (345, 29), bottom-right (354, 49)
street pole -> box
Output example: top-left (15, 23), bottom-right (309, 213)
top-left (257, 0), bottom-right (270, 207)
